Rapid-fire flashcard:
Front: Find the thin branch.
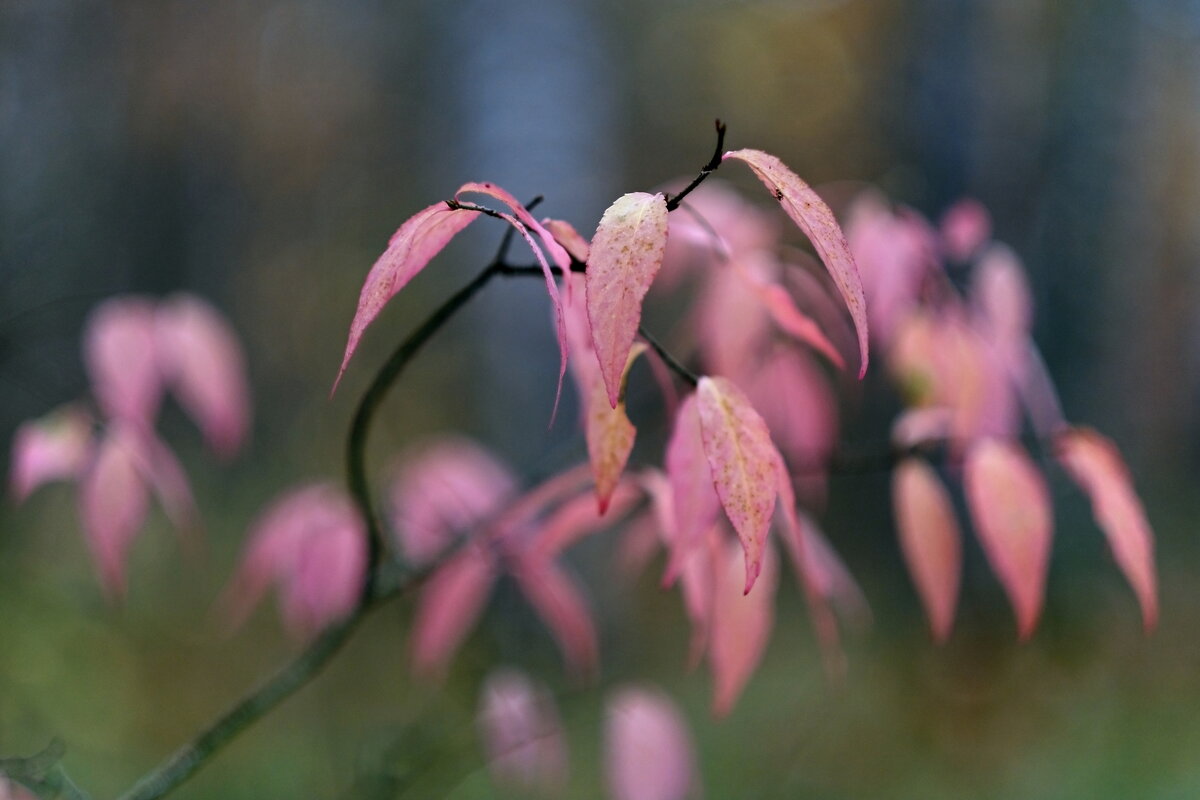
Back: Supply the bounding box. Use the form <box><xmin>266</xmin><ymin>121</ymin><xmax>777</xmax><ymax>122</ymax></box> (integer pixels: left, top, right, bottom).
<box><xmin>346</xmin><ymin>265</ymin><xmax>498</xmax><ymax>583</ymax></box>
<box><xmin>638</xmin><ymin>325</ymin><xmax>699</xmax><ymax>388</ymax></box>
<box><xmin>664</xmin><ymin>119</ymin><xmax>727</xmax><ymax>212</ymax></box>
<box><xmin>114</xmin><ymin>565</ymin><xmax>416</xmax><ymax>800</ymax></box>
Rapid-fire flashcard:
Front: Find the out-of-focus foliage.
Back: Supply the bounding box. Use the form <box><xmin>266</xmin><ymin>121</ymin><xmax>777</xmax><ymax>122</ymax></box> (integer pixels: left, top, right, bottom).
<box><xmin>3</xmin><ymin>1</ymin><xmax>1200</xmax><ymax>798</ymax></box>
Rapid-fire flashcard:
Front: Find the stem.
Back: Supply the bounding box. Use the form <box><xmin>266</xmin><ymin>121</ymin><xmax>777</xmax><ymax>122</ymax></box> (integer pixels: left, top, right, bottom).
<box><xmin>114</xmin><ymin>565</ymin><xmax>415</xmax><ymax>800</ymax></box>
<box><xmin>346</xmin><ymin>266</ymin><xmax>499</xmax><ymax>582</ymax></box>
<box><xmin>638</xmin><ymin>325</ymin><xmax>699</xmax><ymax>387</ymax></box>
<box><xmin>664</xmin><ymin>119</ymin><xmax>727</xmax><ymax>212</ymax></box>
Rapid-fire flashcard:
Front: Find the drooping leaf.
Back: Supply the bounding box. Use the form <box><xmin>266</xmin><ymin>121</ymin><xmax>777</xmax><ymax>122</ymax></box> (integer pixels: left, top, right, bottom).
<box><xmin>964</xmin><ymin>439</ymin><xmax>1053</xmax><ymax>639</ymax></box>
<box><xmin>335</xmin><ymin>201</ymin><xmax>480</xmax><ymax>388</ymax></box>
<box><xmin>750</xmin><ymin>273</ymin><xmax>845</xmax><ymax>369</ymax></box>
<box><xmin>542</xmin><ymin>217</ymin><xmax>591</xmax><ymax>263</ymax></box>
<box><xmin>533</xmin><ymin>479</ymin><xmax>642</xmax><ymax>557</ymax></box>
<box><xmin>893</xmin><ymin>458</ymin><xmax>962</xmax><ymax>643</ymax></box>
<box><xmin>457</xmin><ymin>183</ymin><xmax>573</xmax><ymax>416</ymax></box>
<box><xmin>478</xmin><ymin>669</ymin><xmax>569</xmax><ymax>795</ymax></box>
<box><xmin>709</xmin><ymin>536</ymin><xmax>778</xmax><ymax>717</ymax></box>
<box><xmin>84</xmin><ymin>296</ymin><xmax>162</xmax><ymax>425</ymax></box>
<box><xmin>79</xmin><ymin>424</ymin><xmax>150</xmax><ymax>598</ymax></box>
<box><xmin>586</xmin><ymin>192</ymin><xmax>669</xmax><ymax>408</ymax></box>
<box><xmin>154</xmin><ymin>294</ymin><xmax>252</xmax><ymax>459</ymax></box>
<box><xmin>9</xmin><ymin>405</ymin><xmax>93</xmax><ymax>502</ymax></box>
<box><xmin>664</xmin><ymin>393</ymin><xmax>721</xmax><ymax>584</ymax></box>
<box><xmin>605</xmin><ymin>686</ymin><xmax>700</xmax><ymax>800</ymax></box>
<box><xmin>696</xmin><ymin>376</ymin><xmax>782</xmax><ymax>595</ymax></box>
<box><xmin>585</xmin><ymin>345</ymin><xmax>645</xmax><ymax>512</ymax></box>
<box><xmin>723</xmin><ymin>149</ymin><xmax>869</xmax><ymax>377</ymax></box>
<box><xmin>1055</xmin><ymin>427</ymin><xmax>1157</xmax><ymax>630</ymax></box>
<box><xmin>411</xmin><ymin>543</ymin><xmax>498</xmax><ymax>679</ymax></box>
<box><xmin>511</xmin><ymin>553</ymin><xmax>599</xmax><ymax>678</ymax></box>
<box><xmin>388</xmin><ymin>437</ymin><xmax>516</xmax><ymax>566</ymax></box>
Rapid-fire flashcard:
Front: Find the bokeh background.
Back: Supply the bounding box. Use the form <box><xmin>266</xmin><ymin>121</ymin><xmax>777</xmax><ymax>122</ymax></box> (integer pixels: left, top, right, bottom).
<box><xmin>3</xmin><ymin>0</ymin><xmax>1200</xmax><ymax>797</ymax></box>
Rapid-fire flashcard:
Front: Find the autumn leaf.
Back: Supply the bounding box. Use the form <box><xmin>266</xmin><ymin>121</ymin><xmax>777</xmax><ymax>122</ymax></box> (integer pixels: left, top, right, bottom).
<box><xmin>1056</xmin><ymin>427</ymin><xmax>1157</xmax><ymax>630</ymax></box>
<box><xmin>964</xmin><ymin>439</ymin><xmax>1053</xmax><ymax>639</ymax></box>
<box><xmin>723</xmin><ymin>149</ymin><xmax>869</xmax><ymax>377</ymax></box>
<box><xmin>335</xmin><ymin>200</ymin><xmax>480</xmax><ymax>389</ymax></box>
<box><xmin>586</xmin><ymin>192</ymin><xmax>670</xmax><ymax>408</ymax></box>
<box><xmin>696</xmin><ymin>376</ymin><xmax>782</xmax><ymax>595</ymax></box>
<box><xmin>893</xmin><ymin>458</ymin><xmax>962</xmax><ymax>643</ymax></box>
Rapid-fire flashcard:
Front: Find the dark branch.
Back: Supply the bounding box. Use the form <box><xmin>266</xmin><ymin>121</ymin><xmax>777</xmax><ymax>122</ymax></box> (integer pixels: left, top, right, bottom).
<box><xmin>638</xmin><ymin>325</ymin><xmax>699</xmax><ymax>387</ymax></box>
<box><xmin>664</xmin><ymin>119</ymin><xmax>727</xmax><ymax>212</ymax></box>
<box><xmin>491</xmin><ymin>195</ymin><xmax>544</xmax><ymax>266</ymax></box>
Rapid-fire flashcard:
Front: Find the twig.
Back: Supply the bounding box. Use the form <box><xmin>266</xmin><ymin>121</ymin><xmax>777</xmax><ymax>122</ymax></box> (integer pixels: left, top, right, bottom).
<box><xmin>638</xmin><ymin>325</ymin><xmax>699</xmax><ymax>387</ymax></box>
<box><xmin>664</xmin><ymin>119</ymin><xmax>727</xmax><ymax>212</ymax></box>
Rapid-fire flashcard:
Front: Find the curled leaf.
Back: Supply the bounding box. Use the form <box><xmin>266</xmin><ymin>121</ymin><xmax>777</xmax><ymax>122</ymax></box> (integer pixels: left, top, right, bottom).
<box><xmin>696</xmin><ymin>376</ymin><xmax>782</xmax><ymax>595</ymax></box>
<box><xmin>964</xmin><ymin>440</ymin><xmax>1053</xmax><ymax>639</ymax></box>
<box><xmin>710</xmin><ymin>536</ymin><xmax>778</xmax><ymax>717</ymax></box>
<box><xmin>723</xmin><ymin>149</ymin><xmax>869</xmax><ymax>376</ymax></box>
<box><xmin>335</xmin><ymin>201</ymin><xmax>480</xmax><ymax>388</ymax></box>
<box><xmin>605</xmin><ymin>686</ymin><xmax>700</xmax><ymax>800</ymax></box>
<box><xmin>893</xmin><ymin>458</ymin><xmax>962</xmax><ymax>642</ymax></box>
<box><xmin>1056</xmin><ymin>427</ymin><xmax>1157</xmax><ymax>630</ymax></box>
<box><xmin>586</xmin><ymin>192</ymin><xmax>669</xmax><ymax>408</ymax></box>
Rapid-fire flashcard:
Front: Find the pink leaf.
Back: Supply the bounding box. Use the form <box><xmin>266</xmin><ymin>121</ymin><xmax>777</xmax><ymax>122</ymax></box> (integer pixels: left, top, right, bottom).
<box><xmin>664</xmin><ymin>394</ymin><xmax>721</xmax><ymax>584</ymax></box>
<box><xmin>154</xmin><ymin>294</ymin><xmax>252</xmax><ymax>458</ymax></box>
<box><xmin>457</xmin><ymin>183</ymin><xmax>573</xmax><ymax>417</ymax></box>
<box><xmin>512</xmin><ymin>553</ymin><xmax>598</xmax><ymax>678</ymax></box>
<box><xmin>695</xmin><ymin>376</ymin><xmax>782</xmax><ymax>595</ymax></box>
<box><xmin>742</xmin><ymin>347</ymin><xmax>838</xmax><ymax>501</ymax></box>
<box><xmin>709</xmin><ymin>536</ymin><xmax>778</xmax><ymax>717</ymax></box>
<box><xmin>964</xmin><ymin>440</ymin><xmax>1053</xmax><ymax>639</ymax></box>
<box><xmin>534</xmin><ymin>480</ymin><xmax>641</xmax><ymax>557</ymax></box>
<box><xmin>606</xmin><ymin>686</ymin><xmax>700</xmax><ymax>800</ymax></box>
<box><xmin>1055</xmin><ymin>427</ymin><xmax>1157</xmax><ymax>630</ymax></box>
<box><xmin>9</xmin><ymin>404</ymin><xmax>93</xmax><ymax>502</ymax></box>
<box><xmin>220</xmin><ymin>483</ymin><xmax>365</xmax><ymax>638</ymax></box>
<box><xmin>127</xmin><ymin>428</ymin><xmax>198</xmax><ymax>535</ymax></box>
<box><xmin>893</xmin><ymin>458</ymin><xmax>962</xmax><ymax>643</ymax></box>
<box><xmin>335</xmin><ymin>201</ymin><xmax>480</xmax><ymax>388</ymax></box>
<box><xmin>84</xmin><ymin>296</ymin><xmax>162</xmax><ymax>425</ymax></box>
<box><xmin>723</xmin><ymin>149</ymin><xmax>869</xmax><ymax>377</ymax></box>
<box><xmin>411</xmin><ymin>543</ymin><xmax>498</xmax><ymax>679</ymax></box>
<box><xmin>279</xmin><ymin>502</ymin><xmax>368</xmax><ymax>639</ymax></box>
<box><xmin>586</xmin><ymin>192</ymin><xmax>669</xmax><ymax>408</ymax></box>
<box><xmin>478</xmin><ymin>669</ymin><xmax>569</xmax><ymax>795</ymax></box>
<box><xmin>584</xmin><ymin>344</ymin><xmax>645</xmax><ymax>513</ymax></box>
<box><xmin>79</xmin><ymin>424</ymin><xmax>150</xmax><ymax>598</ymax></box>
<box><xmin>388</xmin><ymin>437</ymin><xmax>516</xmax><ymax>566</ymax></box>
<box><xmin>542</xmin><ymin>217</ymin><xmax>591</xmax><ymax>263</ymax></box>
<box><xmin>752</xmin><ymin>280</ymin><xmax>845</xmax><ymax>369</ymax></box>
